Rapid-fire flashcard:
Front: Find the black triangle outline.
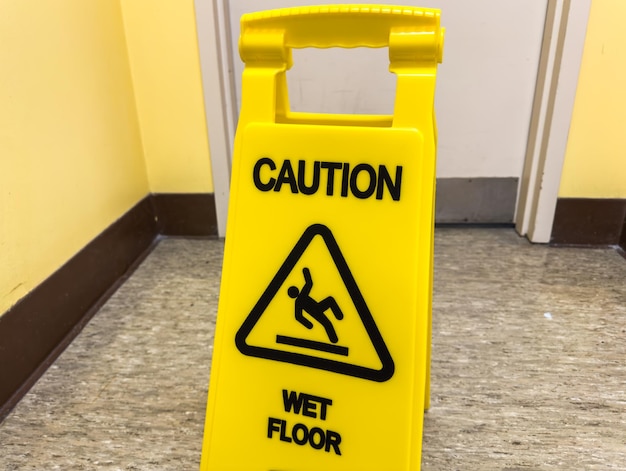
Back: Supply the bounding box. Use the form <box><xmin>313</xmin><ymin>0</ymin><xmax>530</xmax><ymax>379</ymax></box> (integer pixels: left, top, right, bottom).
<box><xmin>235</xmin><ymin>223</ymin><xmax>395</xmax><ymax>382</ymax></box>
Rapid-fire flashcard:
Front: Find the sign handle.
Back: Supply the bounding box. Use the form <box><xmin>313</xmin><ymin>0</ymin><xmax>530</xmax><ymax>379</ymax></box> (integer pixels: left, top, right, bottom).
<box><xmin>238</xmin><ymin>4</ymin><xmax>444</xmax><ymax>130</ymax></box>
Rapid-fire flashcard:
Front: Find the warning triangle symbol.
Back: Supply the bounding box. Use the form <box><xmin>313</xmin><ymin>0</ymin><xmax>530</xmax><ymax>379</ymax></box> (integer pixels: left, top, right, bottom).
<box><xmin>235</xmin><ymin>224</ymin><xmax>395</xmax><ymax>382</ymax></box>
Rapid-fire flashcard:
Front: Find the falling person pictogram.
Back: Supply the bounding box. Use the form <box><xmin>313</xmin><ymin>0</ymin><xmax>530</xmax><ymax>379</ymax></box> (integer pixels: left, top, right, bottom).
<box><xmin>287</xmin><ymin>267</ymin><xmax>344</xmax><ymax>343</ymax></box>
<box><xmin>236</xmin><ymin>223</ymin><xmax>394</xmax><ymax>377</ymax></box>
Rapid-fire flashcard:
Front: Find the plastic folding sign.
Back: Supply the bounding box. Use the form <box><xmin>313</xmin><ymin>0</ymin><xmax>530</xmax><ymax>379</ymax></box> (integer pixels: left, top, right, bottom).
<box><xmin>200</xmin><ymin>5</ymin><xmax>444</xmax><ymax>471</ymax></box>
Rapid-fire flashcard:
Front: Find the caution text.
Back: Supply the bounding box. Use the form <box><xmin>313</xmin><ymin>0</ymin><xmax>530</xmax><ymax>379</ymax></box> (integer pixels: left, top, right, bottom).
<box><xmin>253</xmin><ymin>157</ymin><xmax>402</xmax><ymax>201</ymax></box>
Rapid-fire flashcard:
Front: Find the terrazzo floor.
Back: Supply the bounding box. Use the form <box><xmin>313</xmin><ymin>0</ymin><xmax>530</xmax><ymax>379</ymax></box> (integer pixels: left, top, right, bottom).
<box><xmin>0</xmin><ymin>228</ymin><xmax>625</xmax><ymax>470</ymax></box>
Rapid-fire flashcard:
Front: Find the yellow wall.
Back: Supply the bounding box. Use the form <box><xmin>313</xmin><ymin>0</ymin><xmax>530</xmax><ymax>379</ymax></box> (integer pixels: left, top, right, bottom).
<box><xmin>120</xmin><ymin>0</ymin><xmax>214</xmax><ymax>193</ymax></box>
<box><xmin>0</xmin><ymin>1</ymin><xmax>149</xmax><ymax>314</ymax></box>
<box><xmin>1</xmin><ymin>0</ymin><xmax>215</xmax><ymax>315</ymax></box>
<box><xmin>559</xmin><ymin>0</ymin><xmax>626</xmax><ymax>198</ymax></box>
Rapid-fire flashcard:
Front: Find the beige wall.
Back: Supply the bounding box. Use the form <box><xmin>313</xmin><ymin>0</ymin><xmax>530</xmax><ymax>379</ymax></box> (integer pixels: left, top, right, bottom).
<box><xmin>120</xmin><ymin>0</ymin><xmax>213</xmax><ymax>193</ymax></box>
<box><xmin>559</xmin><ymin>0</ymin><xmax>626</xmax><ymax>198</ymax></box>
<box><xmin>0</xmin><ymin>0</ymin><xmax>149</xmax><ymax>314</ymax></box>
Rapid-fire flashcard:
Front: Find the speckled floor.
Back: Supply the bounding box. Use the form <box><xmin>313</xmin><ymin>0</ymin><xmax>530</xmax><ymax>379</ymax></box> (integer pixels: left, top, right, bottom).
<box><xmin>0</xmin><ymin>229</ymin><xmax>624</xmax><ymax>470</ymax></box>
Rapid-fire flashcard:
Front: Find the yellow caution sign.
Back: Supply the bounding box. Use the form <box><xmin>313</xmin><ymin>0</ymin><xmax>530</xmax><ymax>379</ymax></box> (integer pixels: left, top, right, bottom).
<box><xmin>200</xmin><ymin>5</ymin><xmax>443</xmax><ymax>471</ymax></box>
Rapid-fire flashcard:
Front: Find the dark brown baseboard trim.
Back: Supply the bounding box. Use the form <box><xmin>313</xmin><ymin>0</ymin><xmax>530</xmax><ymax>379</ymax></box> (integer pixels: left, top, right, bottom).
<box><xmin>620</xmin><ymin>215</ymin><xmax>626</xmax><ymax>253</ymax></box>
<box><xmin>0</xmin><ymin>196</ymin><xmax>157</xmax><ymax>419</ymax></box>
<box><xmin>551</xmin><ymin>198</ymin><xmax>626</xmax><ymax>247</ymax></box>
<box><xmin>0</xmin><ymin>193</ymin><xmax>217</xmax><ymax>420</ymax></box>
<box><xmin>152</xmin><ymin>193</ymin><xmax>217</xmax><ymax>236</ymax></box>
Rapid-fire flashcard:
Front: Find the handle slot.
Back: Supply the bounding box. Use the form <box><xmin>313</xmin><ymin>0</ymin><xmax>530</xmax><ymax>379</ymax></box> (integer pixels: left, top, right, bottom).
<box><xmin>284</xmin><ymin>47</ymin><xmax>395</xmax><ymax>121</ymax></box>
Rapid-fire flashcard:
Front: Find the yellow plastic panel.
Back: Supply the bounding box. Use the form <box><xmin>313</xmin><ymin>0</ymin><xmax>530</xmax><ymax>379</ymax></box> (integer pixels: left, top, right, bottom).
<box><xmin>201</xmin><ymin>5</ymin><xmax>443</xmax><ymax>471</ymax></box>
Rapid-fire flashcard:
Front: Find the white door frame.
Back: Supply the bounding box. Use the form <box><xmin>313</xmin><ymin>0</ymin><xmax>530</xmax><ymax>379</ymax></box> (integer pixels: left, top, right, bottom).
<box><xmin>516</xmin><ymin>0</ymin><xmax>591</xmax><ymax>243</ymax></box>
<box><xmin>194</xmin><ymin>0</ymin><xmax>236</xmax><ymax>237</ymax></box>
<box><xmin>196</xmin><ymin>0</ymin><xmax>591</xmax><ymax>241</ymax></box>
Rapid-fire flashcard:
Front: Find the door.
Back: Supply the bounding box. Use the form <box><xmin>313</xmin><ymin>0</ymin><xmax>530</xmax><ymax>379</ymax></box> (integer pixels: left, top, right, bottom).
<box><xmin>224</xmin><ymin>0</ymin><xmax>548</xmax><ymax>224</ymax></box>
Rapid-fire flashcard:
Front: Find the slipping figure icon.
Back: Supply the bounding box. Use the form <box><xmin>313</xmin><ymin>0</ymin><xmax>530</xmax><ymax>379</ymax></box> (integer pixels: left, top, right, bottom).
<box><xmin>288</xmin><ymin>267</ymin><xmax>344</xmax><ymax>343</ymax></box>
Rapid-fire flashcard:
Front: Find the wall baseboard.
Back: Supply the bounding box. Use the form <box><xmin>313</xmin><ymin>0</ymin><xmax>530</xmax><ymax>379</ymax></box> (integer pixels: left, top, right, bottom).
<box><xmin>0</xmin><ymin>193</ymin><xmax>217</xmax><ymax>420</ymax></box>
<box><xmin>152</xmin><ymin>193</ymin><xmax>217</xmax><ymax>236</ymax></box>
<box><xmin>435</xmin><ymin>177</ymin><xmax>518</xmax><ymax>224</ymax></box>
<box><xmin>551</xmin><ymin>198</ymin><xmax>626</xmax><ymax>247</ymax></box>
<box><xmin>620</xmin><ymin>216</ymin><xmax>626</xmax><ymax>253</ymax></box>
